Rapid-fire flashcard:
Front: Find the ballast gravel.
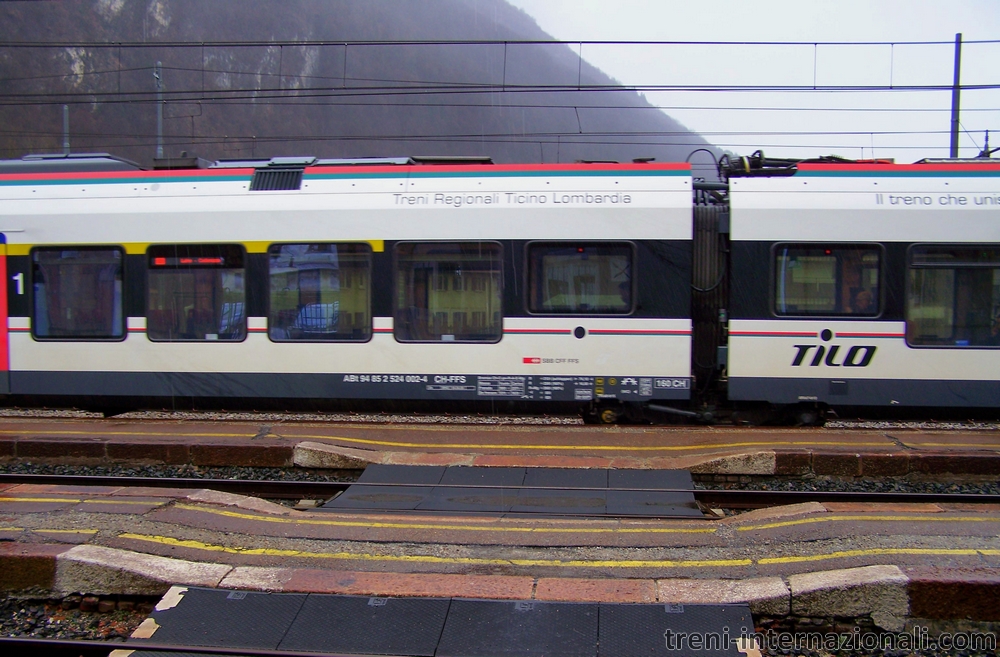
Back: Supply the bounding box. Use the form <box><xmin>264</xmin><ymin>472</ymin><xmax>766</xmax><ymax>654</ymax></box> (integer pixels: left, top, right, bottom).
<box><xmin>0</xmin><ymin>462</ymin><xmax>356</xmax><ymax>482</ymax></box>
<box><xmin>699</xmin><ymin>475</ymin><xmax>1000</xmax><ymax>496</ymax></box>
<box><xmin>0</xmin><ymin>595</ymin><xmax>148</xmax><ymax>641</ymax></box>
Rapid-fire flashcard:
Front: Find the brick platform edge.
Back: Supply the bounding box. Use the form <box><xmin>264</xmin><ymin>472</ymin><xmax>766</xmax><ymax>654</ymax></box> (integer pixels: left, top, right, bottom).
<box><xmin>2</xmin><ymin>432</ymin><xmax>1000</xmax><ymax>475</ymax></box>
<box><xmin>2</xmin><ymin>543</ymin><xmax>998</xmax><ymax>627</ymax></box>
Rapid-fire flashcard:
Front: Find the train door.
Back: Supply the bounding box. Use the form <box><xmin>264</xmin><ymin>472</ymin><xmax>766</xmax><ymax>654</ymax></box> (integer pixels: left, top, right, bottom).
<box><xmin>0</xmin><ymin>237</ymin><xmax>9</xmax><ymax>394</ymax></box>
<box><xmin>691</xmin><ymin>187</ymin><xmax>729</xmax><ymax>401</ymax></box>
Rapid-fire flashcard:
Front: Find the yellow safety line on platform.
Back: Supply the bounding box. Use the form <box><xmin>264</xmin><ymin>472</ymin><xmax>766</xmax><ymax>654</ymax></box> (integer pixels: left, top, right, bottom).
<box><xmin>0</xmin><ymin>429</ymin><xmax>256</xmax><ymax>439</ymax></box>
<box><xmin>79</xmin><ymin>499</ymin><xmax>167</xmax><ymax>505</ymax></box>
<box><xmin>117</xmin><ymin>533</ymin><xmax>749</xmax><ymax>568</ymax></box>
<box><xmin>0</xmin><ymin>496</ymin><xmax>164</xmax><ymax>505</ymax></box>
<box><xmin>905</xmin><ymin>442</ymin><xmax>1000</xmax><ymax>449</ymax></box>
<box><xmin>287</xmin><ymin>434</ymin><xmax>893</xmax><ymax>452</ymax></box>
<box><xmin>759</xmin><ymin>547</ymin><xmax>990</xmax><ymax>564</ymax></box>
<box><xmin>172</xmin><ymin>503</ymin><xmax>716</xmax><ymax>534</ymax></box>
<box><xmin>738</xmin><ymin>514</ymin><xmax>1000</xmax><ymax>531</ymax></box>
<box><xmin>0</xmin><ymin>526</ymin><xmax>97</xmax><ymax>534</ymax></box>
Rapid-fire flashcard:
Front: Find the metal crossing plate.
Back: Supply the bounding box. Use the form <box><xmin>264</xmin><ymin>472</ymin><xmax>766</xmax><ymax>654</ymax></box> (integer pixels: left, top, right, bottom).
<box><xmin>322</xmin><ymin>465</ymin><xmax>703</xmax><ymax>519</ymax></box>
<box><xmin>278</xmin><ymin>594</ymin><xmax>450</xmax><ymax>655</ymax></box>
<box><xmin>130</xmin><ymin>587</ymin><xmax>306</xmax><ymax>649</ymax></box>
<box><xmin>437</xmin><ymin>599</ymin><xmax>598</xmax><ymax>657</ymax></box>
<box><xmin>606</xmin><ymin>470</ymin><xmax>702</xmax><ymax>518</ymax></box>
<box><xmin>510</xmin><ymin>467</ymin><xmax>609</xmax><ymax>515</ymax></box>
<box><xmin>125</xmin><ymin>587</ymin><xmax>753</xmax><ymax>657</ymax></box>
<box><xmin>331</xmin><ymin>464</ymin><xmax>447</xmax><ymax>510</ymax></box>
<box><xmin>600</xmin><ymin>602</ymin><xmax>755</xmax><ymax>657</ymax></box>
<box><xmin>419</xmin><ymin>466</ymin><xmax>527</xmax><ymax>513</ymax></box>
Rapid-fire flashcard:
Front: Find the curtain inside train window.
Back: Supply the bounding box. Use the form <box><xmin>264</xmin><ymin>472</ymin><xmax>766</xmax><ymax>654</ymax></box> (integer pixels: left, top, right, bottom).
<box><xmin>32</xmin><ymin>247</ymin><xmax>124</xmax><ymax>339</ymax></box>
<box><xmin>907</xmin><ymin>246</ymin><xmax>1000</xmax><ymax>347</ymax></box>
<box><xmin>146</xmin><ymin>244</ymin><xmax>246</xmax><ymax>341</ymax></box>
<box><xmin>394</xmin><ymin>242</ymin><xmax>502</xmax><ymax>342</ymax></box>
<box><xmin>268</xmin><ymin>243</ymin><xmax>372</xmax><ymax>342</ymax></box>
<box><xmin>527</xmin><ymin>242</ymin><xmax>634</xmax><ymax>314</ymax></box>
<box><xmin>774</xmin><ymin>245</ymin><xmax>881</xmax><ymax>316</ymax></box>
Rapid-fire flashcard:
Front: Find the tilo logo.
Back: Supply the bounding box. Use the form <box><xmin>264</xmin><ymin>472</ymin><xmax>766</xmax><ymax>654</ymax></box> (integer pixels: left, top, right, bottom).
<box><xmin>791</xmin><ymin>329</ymin><xmax>876</xmax><ymax>367</ymax></box>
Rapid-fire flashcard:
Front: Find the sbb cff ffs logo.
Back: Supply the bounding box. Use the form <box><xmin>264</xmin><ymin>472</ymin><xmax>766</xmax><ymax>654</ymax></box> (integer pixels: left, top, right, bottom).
<box><xmin>791</xmin><ymin>329</ymin><xmax>876</xmax><ymax>367</ymax></box>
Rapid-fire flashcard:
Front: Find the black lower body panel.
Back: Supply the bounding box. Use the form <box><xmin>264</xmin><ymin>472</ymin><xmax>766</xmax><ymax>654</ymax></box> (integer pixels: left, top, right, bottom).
<box><xmin>729</xmin><ymin>376</ymin><xmax>1000</xmax><ymax>407</ymax></box>
<box><xmin>10</xmin><ymin>371</ymin><xmax>691</xmax><ymax>401</ymax></box>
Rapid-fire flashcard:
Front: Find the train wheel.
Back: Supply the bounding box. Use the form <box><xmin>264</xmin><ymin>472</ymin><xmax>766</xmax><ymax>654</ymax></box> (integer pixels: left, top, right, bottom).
<box><xmin>790</xmin><ymin>403</ymin><xmax>825</xmax><ymax>427</ymax></box>
<box><xmin>598</xmin><ymin>405</ymin><xmax>622</xmax><ymax>424</ymax></box>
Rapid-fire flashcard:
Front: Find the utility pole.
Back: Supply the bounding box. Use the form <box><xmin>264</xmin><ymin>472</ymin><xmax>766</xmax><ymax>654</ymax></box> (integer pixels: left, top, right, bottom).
<box><xmin>949</xmin><ymin>33</ymin><xmax>962</xmax><ymax>158</ymax></box>
<box><xmin>62</xmin><ymin>105</ymin><xmax>70</xmax><ymax>155</ymax></box>
<box><xmin>154</xmin><ymin>61</ymin><xmax>163</xmax><ymax>159</ymax></box>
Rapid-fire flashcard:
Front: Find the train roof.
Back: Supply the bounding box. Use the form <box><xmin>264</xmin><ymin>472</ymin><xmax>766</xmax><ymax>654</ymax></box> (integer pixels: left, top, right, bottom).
<box><xmin>0</xmin><ymin>153</ymin><xmax>497</xmax><ymax>173</ymax></box>
<box><xmin>720</xmin><ymin>149</ymin><xmax>1000</xmax><ymax>179</ymax></box>
<box><xmin>0</xmin><ymin>152</ymin><xmax>143</xmax><ymax>173</ymax></box>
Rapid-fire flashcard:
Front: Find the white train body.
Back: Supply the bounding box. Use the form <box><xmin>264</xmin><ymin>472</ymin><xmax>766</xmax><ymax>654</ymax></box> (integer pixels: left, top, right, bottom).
<box><xmin>0</xmin><ymin>159</ymin><xmax>694</xmax><ymax>404</ymax></box>
<box><xmin>2</xmin><ymin>154</ymin><xmax>998</xmax><ymax>414</ymax></box>
<box><xmin>727</xmin><ymin>162</ymin><xmax>1000</xmax><ymax>407</ymax></box>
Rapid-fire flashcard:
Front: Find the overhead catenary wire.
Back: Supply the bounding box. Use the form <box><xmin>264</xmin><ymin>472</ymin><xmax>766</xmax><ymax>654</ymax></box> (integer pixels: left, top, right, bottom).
<box><xmin>2</xmin><ymin>37</ymin><xmax>1000</xmax><ymax>47</ymax></box>
<box><xmin>2</xmin><ymin>38</ymin><xmax>995</xmax><ymax>160</ymax></box>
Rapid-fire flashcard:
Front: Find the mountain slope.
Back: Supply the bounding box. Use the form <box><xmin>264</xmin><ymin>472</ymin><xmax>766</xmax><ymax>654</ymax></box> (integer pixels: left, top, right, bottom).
<box><xmin>0</xmin><ymin>0</ymin><xmax>714</xmax><ymax>166</ymax></box>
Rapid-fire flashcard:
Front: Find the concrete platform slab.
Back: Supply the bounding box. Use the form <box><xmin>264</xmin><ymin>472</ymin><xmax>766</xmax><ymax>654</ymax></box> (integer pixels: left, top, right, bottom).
<box><xmin>788</xmin><ymin>565</ymin><xmax>909</xmax><ymax>630</ymax></box>
<box><xmin>656</xmin><ymin>577</ymin><xmax>790</xmax><ymax>616</ymax></box>
<box><xmin>54</xmin><ymin>544</ymin><xmax>232</xmax><ymax>595</ymax></box>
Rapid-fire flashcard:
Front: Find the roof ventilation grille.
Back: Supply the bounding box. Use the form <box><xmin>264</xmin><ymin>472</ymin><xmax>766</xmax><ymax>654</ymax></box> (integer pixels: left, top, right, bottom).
<box><xmin>250</xmin><ymin>168</ymin><xmax>304</xmax><ymax>191</ymax></box>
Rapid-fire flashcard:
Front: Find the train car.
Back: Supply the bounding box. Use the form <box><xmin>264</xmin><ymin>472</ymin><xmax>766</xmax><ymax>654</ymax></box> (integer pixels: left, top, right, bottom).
<box><xmin>0</xmin><ymin>154</ymin><xmax>694</xmax><ymax>419</ymax></box>
<box><xmin>725</xmin><ymin>158</ymin><xmax>1000</xmax><ymax>419</ymax></box>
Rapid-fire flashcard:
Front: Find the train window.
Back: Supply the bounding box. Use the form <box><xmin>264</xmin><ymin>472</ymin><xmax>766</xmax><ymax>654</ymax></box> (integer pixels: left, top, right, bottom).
<box><xmin>146</xmin><ymin>245</ymin><xmax>246</xmax><ymax>341</ymax></box>
<box><xmin>907</xmin><ymin>246</ymin><xmax>1000</xmax><ymax>347</ymax></box>
<box><xmin>394</xmin><ymin>242</ymin><xmax>502</xmax><ymax>343</ymax></box>
<box><xmin>774</xmin><ymin>245</ymin><xmax>880</xmax><ymax>316</ymax></box>
<box><xmin>268</xmin><ymin>243</ymin><xmax>372</xmax><ymax>342</ymax></box>
<box><xmin>31</xmin><ymin>247</ymin><xmax>124</xmax><ymax>340</ymax></box>
<box><xmin>526</xmin><ymin>242</ymin><xmax>634</xmax><ymax>314</ymax></box>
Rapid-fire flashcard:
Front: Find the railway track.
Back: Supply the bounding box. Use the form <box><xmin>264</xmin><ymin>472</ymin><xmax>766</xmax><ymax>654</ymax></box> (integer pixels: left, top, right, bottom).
<box><xmin>0</xmin><ymin>636</ymin><xmax>350</xmax><ymax>657</ymax></box>
<box><xmin>4</xmin><ymin>472</ymin><xmax>999</xmax><ymax>510</ymax></box>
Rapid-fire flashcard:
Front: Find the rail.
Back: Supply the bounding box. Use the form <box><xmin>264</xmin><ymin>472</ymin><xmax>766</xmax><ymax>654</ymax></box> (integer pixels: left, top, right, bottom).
<box><xmin>2</xmin><ymin>473</ymin><xmax>997</xmax><ymax>509</ymax></box>
<box><xmin>0</xmin><ymin>636</ymin><xmax>368</xmax><ymax>657</ymax></box>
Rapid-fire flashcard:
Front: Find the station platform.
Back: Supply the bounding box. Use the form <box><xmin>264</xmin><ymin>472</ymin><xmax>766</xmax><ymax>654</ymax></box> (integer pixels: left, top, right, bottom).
<box><xmin>2</xmin><ymin>480</ymin><xmax>999</xmax><ymax>627</ymax></box>
<box><xmin>1</xmin><ymin>416</ymin><xmax>999</xmax><ymax>476</ymax></box>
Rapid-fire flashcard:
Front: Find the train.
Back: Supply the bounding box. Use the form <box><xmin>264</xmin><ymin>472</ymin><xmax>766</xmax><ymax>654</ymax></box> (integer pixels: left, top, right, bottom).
<box><xmin>0</xmin><ymin>150</ymin><xmax>997</xmax><ymax>423</ymax></box>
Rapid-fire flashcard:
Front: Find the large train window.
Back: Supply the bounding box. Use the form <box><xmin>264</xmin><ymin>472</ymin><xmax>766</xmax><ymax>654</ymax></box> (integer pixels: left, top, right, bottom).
<box><xmin>526</xmin><ymin>242</ymin><xmax>634</xmax><ymax>314</ymax></box>
<box><xmin>394</xmin><ymin>242</ymin><xmax>502</xmax><ymax>343</ymax></box>
<box><xmin>774</xmin><ymin>245</ymin><xmax>881</xmax><ymax>316</ymax></box>
<box><xmin>906</xmin><ymin>245</ymin><xmax>1000</xmax><ymax>347</ymax></box>
<box><xmin>268</xmin><ymin>243</ymin><xmax>372</xmax><ymax>342</ymax></box>
<box><xmin>31</xmin><ymin>247</ymin><xmax>124</xmax><ymax>340</ymax></box>
<box><xmin>146</xmin><ymin>245</ymin><xmax>246</xmax><ymax>341</ymax></box>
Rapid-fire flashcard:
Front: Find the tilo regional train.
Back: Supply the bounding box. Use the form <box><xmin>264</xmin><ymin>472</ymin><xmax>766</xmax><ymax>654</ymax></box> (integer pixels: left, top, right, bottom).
<box><xmin>0</xmin><ymin>150</ymin><xmax>997</xmax><ymax>422</ymax></box>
